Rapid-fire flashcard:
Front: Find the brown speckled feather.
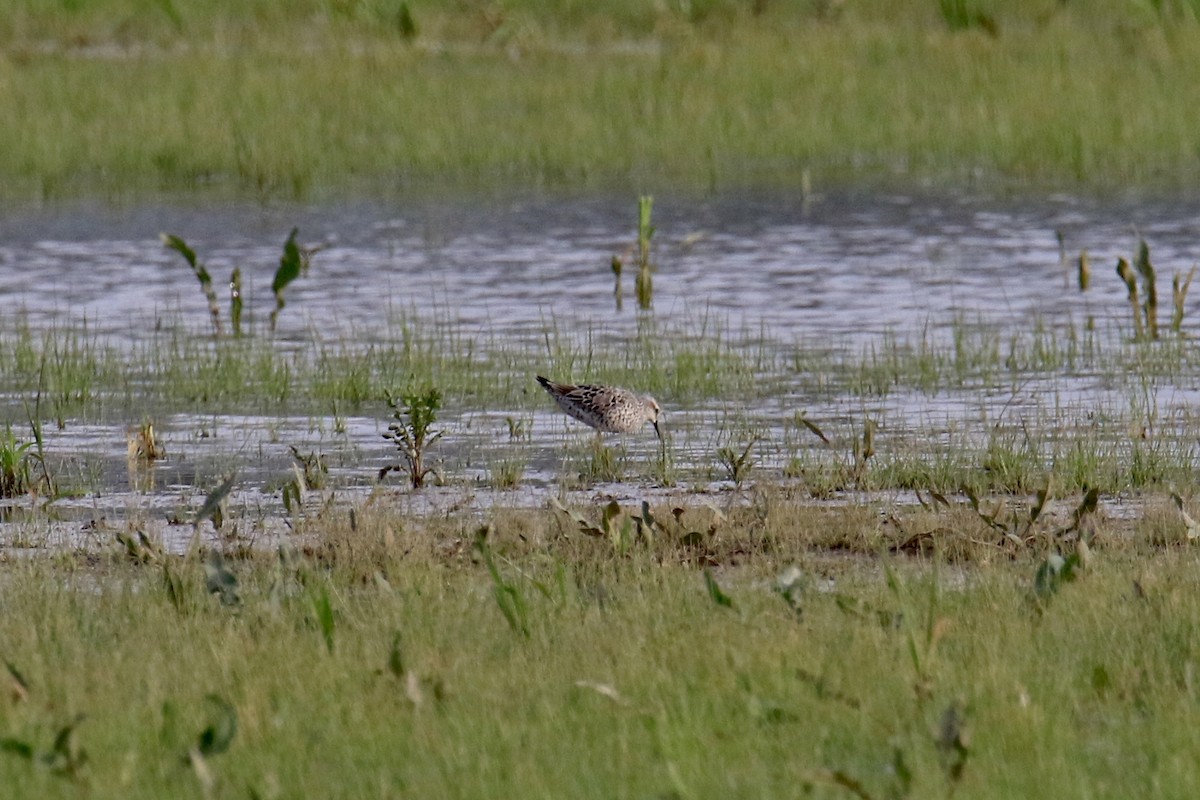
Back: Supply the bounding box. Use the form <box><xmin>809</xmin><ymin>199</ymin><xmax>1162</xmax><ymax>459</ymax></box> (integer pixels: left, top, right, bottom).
<box><xmin>536</xmin><ymin>376</ymin><xmax>662</xmax><ymax>436</ymax></box>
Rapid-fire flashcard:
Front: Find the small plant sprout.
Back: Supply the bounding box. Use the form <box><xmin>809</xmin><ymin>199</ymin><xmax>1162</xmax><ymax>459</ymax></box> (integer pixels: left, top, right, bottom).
<box><xmin>489</xmin><ymin>457</ymin><xmax>525</xmax><ymax>490</ymax></box>
<box><xmin>1117</xmin><ymin>257</ymin><xmax>1144</xmax><ymax>340</ymax></box>
<box><xmin>1172</xmin><ymin>266</ymin><xmax>1196</xmax><ymax>334</ymax></box>
<box><xmin>163</xmin><ymin>229</ymin><xmax>319</xmax><ymax>336</ymax></box>
<box><xmin>717</xmin><ymin>435</ymin><xmax>758</xmax><ymax>487</ymax></box>
<box><xmin>611</xmin><ymin>254</ymin><xmax>624</xmax><ymax>311</ymax></box>
<box><xmin>1117</xmin><ymin>238</ymin><xmax>1160</xmax><ymax>341</ymax></box>
<box><xmin>162</xmin><ymin>233</ymin><xmax>221</xmax><ymax>335</ymax></box>
<box><xmin>635</xmin><ymin>195</ymin><xmax>654</xmax><ymax>310</ymax></box>
<box><xmin>0</xmin><ymin>424</ymin><xmax>34</xmax><ymax>497</ymax></box>
<box><xmin>380</xmin><ymin>388</ymin><xmax>445</xmax><ymax>489</ymax></box>
<box><xmin>1077</xmin><ymin>250</ymin><xmax>1091</xmax><ymax>291</ymax></box>
<box><xmin>229</xmin><ymin>267</ymin><xmax>243</xmax><ymax>337</ymax></box>
<box><xmin>1135</xmin><ymin>238</ymin><xmax>1159</xmax><ymax>340</ymax></box>
<box><xmin>270</xmin><ymin>228</ymin><xmax>315</xmax><ymax>333</ymax></box>
<box><xmin>853</xmin><ymin>418</ymin><xmax>877</xmax><ymax>482</ymax></box>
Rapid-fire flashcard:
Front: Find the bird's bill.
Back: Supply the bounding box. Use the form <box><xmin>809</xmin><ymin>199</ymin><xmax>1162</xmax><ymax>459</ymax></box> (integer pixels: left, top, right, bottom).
<box><xmin>652</xmin><ymin>420</ymin><xmax>662</xmax><ymax>439</ymax></box>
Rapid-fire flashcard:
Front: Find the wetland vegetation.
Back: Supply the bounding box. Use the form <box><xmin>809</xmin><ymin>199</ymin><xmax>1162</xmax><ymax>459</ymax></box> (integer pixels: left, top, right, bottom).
<box><xmin>6</xmin><ymin>0</ymin><xmax>1200</xmax><ymax>198</ymax></box>
<box><xmin>5</xmin><ymin>1</ymin><xmax>1200</xmax><ymax>796</ymax></box>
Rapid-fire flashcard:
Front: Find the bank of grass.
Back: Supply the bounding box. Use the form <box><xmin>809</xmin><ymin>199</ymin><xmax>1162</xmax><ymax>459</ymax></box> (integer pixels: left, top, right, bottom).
<box><xmin>2</xmin><ymin>499</ymin><xmax>1200</xmax><ymax>797</ymax></box>
<box><xmin>5</xmin><ymin>1</ymin><xmax>1200</xmax><ymax>198</ymax></box>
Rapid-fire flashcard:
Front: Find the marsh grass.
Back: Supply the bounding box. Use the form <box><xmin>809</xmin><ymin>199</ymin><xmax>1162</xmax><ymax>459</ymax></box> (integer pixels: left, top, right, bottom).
<box><xmin>0</xmin><ymin>424</ymin><xmax>34</xmax><ymax>497</ymax></box>
<box><xmin>488</xmin><ymin>455</ymin><xmax>526</xmax><ymax>490</ymax></box>
<box><xmin>9</xmin><ymin>2</ymin><xmax>1200</xmax><ymax>198</ymax></box>
<box><xmin>3</xmin><ymin>497</ymin><xmax>1200</xmax><ymax>796</ymax></box>
<box><xmin>0</xmin><ymin>306</ymin><xmax>1197</xmax><ymax>495</ymax></box>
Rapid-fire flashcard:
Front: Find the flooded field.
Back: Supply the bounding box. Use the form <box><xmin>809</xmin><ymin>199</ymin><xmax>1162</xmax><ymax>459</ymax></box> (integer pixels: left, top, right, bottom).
<box><xmin>2</xmin><ymin>188</ymin><xmax>1200</xmax><ymax>550</ymax></box>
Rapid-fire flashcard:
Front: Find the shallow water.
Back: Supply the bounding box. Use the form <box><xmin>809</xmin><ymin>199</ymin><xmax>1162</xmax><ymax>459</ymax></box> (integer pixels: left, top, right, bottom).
<box><xmin>3</xmin><ymin>188</ymin><xmax>1200</xmax><ymax>549</ymax></box>
<box><xmin>6</xmin><ymin>188</ymin><xmax>1200</xmax><ymax>344</ymax></box>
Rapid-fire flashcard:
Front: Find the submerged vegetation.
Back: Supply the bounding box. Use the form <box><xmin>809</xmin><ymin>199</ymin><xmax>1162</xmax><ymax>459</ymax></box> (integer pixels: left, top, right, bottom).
<box><xmin>6</xmin><ymin>1</ymin><xmax>1200</xmax><ymax>198</ymax></box>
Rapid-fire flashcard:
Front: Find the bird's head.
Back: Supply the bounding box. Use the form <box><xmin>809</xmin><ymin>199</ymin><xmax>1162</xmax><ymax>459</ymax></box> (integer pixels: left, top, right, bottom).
<box><xmin>645</xmin><ymin>396</ymin><xmax>663</xmax><ymax>438</ymax></box>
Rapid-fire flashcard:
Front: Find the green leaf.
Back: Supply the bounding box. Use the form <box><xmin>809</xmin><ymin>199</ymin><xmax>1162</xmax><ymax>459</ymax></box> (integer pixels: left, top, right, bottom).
<box><xmin>703</xmin><ymin>569</ymin><xmax>733</xmax><ymax>609</ymax></box>
<box><xmin>270</xmin><ymin>228</ymin><xmax>304</xmax><ymax>332</ymax></box>
<box><xmin>272</xmin><ymin>228</ymin><xmax>303</xmax><ymax>295</ymax></box>
<box><xmin>797</xmin><ymin>414</ymin><xmax>829</xmax><ymax>444</ymax></box>
<box><xmin>313</xmin><ymin>586</ymin><xmax>335</xmax><ymax>654</ymax></box>
<box><xmin>160</xmin><ymin>233</ymin><xmax>197</xmax><ymax>270</ymax></box>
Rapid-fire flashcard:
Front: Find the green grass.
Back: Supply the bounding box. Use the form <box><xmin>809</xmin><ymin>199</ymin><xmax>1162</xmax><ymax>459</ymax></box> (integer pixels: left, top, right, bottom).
<box><xmin>4</xmin><ymin>303</ymin><xmax>1200</xmax><ymax>495</ymax></box>
<box><xmin>6</xmin><ymin>1</ymin><xmax>1200</xmax><ymax>198</ymax></box>
<box><xmin>3</xmin><ymin>501</ymin><xmax>1200</xmax><ymax>797</ymax></box>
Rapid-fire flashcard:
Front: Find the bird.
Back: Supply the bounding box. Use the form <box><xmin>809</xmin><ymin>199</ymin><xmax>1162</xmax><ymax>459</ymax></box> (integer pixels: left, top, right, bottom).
<box><xmin>536</xmin><ymin>375</ymin><xmax>662</xmax><ymax>439</ymax></box>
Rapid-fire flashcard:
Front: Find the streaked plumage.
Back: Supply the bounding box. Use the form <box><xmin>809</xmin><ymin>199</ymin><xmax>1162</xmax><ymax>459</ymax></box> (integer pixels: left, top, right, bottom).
<box><xmin>536</xmin><ymin>375</ymin><xmax>662</xmax><ymax>438</ymax></box>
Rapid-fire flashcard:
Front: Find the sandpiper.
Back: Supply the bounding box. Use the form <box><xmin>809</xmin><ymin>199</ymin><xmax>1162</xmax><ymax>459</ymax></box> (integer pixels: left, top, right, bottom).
<box><xmin>536</xmin><ymin>376</ymin><xmax>662</xmax><ymax>439</ymax></box>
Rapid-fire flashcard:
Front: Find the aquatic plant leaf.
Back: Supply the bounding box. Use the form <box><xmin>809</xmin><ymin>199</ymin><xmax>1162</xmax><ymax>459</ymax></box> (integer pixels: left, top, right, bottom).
<box><xmin>161</xmin><ymin>233</ymin><xmax>199</xmax><ymax>272</ymax></box>
<box><xmin>703</xmin><ymin>569</ymin><xmax>734</xmax><ymax>609</ymax></box>
<box><xmin>797</xmin><ymin>414</ymin><xmax>829</xmax><ymax>444</ymax></box>
<box><xmin>1172</xmin><ymin>266</ymin><xmax>1196</xmax><ymax>333</ymax></box>
<box><xmin>229</xmin><ymin>267</ymin><xmax>243</xmax><ymax>337</ymax></box>
<box><xmin>162</xmin><ymin>233</ymin><xmax>221</xmax><ymax>333</ymax></box>
<box><xmin>270</xmin><ymin>228</ymin><xmax>304</xmax><ymax>331</ymax></box>
<box><xmin>272</xmin><ymin>228</ymin><xmax>303</xmax><ymax>295</ymax></box>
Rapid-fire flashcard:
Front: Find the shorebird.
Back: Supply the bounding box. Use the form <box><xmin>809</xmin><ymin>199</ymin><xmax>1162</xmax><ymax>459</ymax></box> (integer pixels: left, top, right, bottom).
<box><xmin>536</xmin><ymin>375</ymin><xmax>662</xmax><ymax>439</ymax></box>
